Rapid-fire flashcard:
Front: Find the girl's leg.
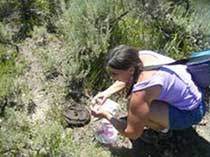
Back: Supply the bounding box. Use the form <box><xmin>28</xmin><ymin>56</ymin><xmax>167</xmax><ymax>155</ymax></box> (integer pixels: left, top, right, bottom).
<box><xmin>147</xmin><ymin>99</ymin><xmax>206</xmax><ymax>131</ymax></box>
<box><xmin>146</xmin><ymin>100</ymin><xmax>169</xmax><ymax>131</ymax></box>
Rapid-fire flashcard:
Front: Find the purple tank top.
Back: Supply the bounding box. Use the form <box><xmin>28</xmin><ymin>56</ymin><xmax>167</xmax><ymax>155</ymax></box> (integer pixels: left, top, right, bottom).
<box><xmin>132</xmin><ymin>65</ymin><xmax>202</xmax><ymax>110</ymax></box>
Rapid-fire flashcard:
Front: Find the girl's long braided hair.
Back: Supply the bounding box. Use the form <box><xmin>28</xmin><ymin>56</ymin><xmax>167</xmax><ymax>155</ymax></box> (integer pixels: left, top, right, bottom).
<box><xmin>106</xmin><ymin>45</ymin><xmax>143</xmax><ymax>97</ymax></box>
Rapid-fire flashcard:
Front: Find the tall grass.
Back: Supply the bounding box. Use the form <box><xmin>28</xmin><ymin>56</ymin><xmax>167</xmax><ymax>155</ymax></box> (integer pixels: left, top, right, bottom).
<box><xmin>57</xmin><ymin>0</ymin><xmax>129</xmax><ymax>90</ymax></box>
<box><xmin>57</xmin><ymin>0</ymin><xmax>210</xmax><ymax>91</ymax></box>
<box><xmin>0</xmin><ymin>46</ymin><xmax>25</xmax><ymax>102</ymax></box>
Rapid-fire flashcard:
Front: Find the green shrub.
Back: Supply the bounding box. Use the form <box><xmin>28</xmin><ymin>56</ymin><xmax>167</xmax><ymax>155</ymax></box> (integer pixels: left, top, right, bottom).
<box><xmin>55</xmin><ymin>0</ymin><xmax>210</xmax><ymax>91</ymax></box>
<box><xmin>0</xmin><ymin>46</ymin><xmax>24</xmax><ymax>100</ymax></box>
<box><xmin>57</xmin><ymin>0</ymin><xmax>128</xmax><ymax>90</ymax></box>
<box><xmin>0</xmin><ymin>0</ymin><xmax>68</xmax><ymax>41</ymax></box>
<box><xmin>0</xmin><ymin>108</ymin><xmax>78</xmax><ymax>156</ymax></box>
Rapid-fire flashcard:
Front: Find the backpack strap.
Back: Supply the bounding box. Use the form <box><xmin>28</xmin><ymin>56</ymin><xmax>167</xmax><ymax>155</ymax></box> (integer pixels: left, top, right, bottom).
<box><xmin>143</xmin><ymin>51</ymin><xmax>210</xmax><ymax>71</ymax></box>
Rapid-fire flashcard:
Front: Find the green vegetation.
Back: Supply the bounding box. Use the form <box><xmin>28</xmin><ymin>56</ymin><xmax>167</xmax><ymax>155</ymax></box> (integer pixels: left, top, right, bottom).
<box><xmin>0</xmin><ymin>0</ymin><xmax>209</xmax><ymax>156</ymax></box>
<box><xmin>0</xmin><ymin>45</ymin><xmax>25</xmax><ymax>109</ymax></box>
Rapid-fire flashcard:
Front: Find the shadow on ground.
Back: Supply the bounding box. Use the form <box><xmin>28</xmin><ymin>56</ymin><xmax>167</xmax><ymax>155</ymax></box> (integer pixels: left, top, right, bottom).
<box><xmin>109</xmin><ymin>127</ymin><xmax>210</xmax><ymax>157</ymax></box>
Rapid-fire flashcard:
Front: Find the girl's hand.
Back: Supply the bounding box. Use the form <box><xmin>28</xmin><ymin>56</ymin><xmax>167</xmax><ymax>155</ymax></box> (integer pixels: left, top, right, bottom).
<box><xmin>91</xmin><ymin>92</ymin><xmax>110</xmax><ymax>105</ymax></box>
<box><xmin>90</xmin><ymin>105</ymin><xmax>110</xmax><ymax>120</ymax></box>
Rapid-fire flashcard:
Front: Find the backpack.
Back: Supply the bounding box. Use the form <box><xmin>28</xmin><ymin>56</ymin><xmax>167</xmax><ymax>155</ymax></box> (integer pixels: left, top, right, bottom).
<box><xmin>143</xmin><ymin>50</ymin><xmax>210</xmax><ymax>88</ymax></box>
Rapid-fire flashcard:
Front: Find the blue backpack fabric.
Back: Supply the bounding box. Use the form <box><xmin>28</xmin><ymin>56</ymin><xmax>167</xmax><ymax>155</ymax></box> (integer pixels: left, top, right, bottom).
<box><xmin>187</xmin><ymin>50</ymin><xmax>210</xmax><ymax>88</ymax></box>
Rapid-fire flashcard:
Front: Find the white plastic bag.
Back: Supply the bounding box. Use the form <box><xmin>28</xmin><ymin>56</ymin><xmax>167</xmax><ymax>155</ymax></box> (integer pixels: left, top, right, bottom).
<box><xmin>95</xmin><ymin>119</ymin><xmax>119</xmax><ymax>144</ymax></box>
<box><xmin>94</xmin><ymin>99</ymin><xmax>120</xmax><ymax>145</ymax></box>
